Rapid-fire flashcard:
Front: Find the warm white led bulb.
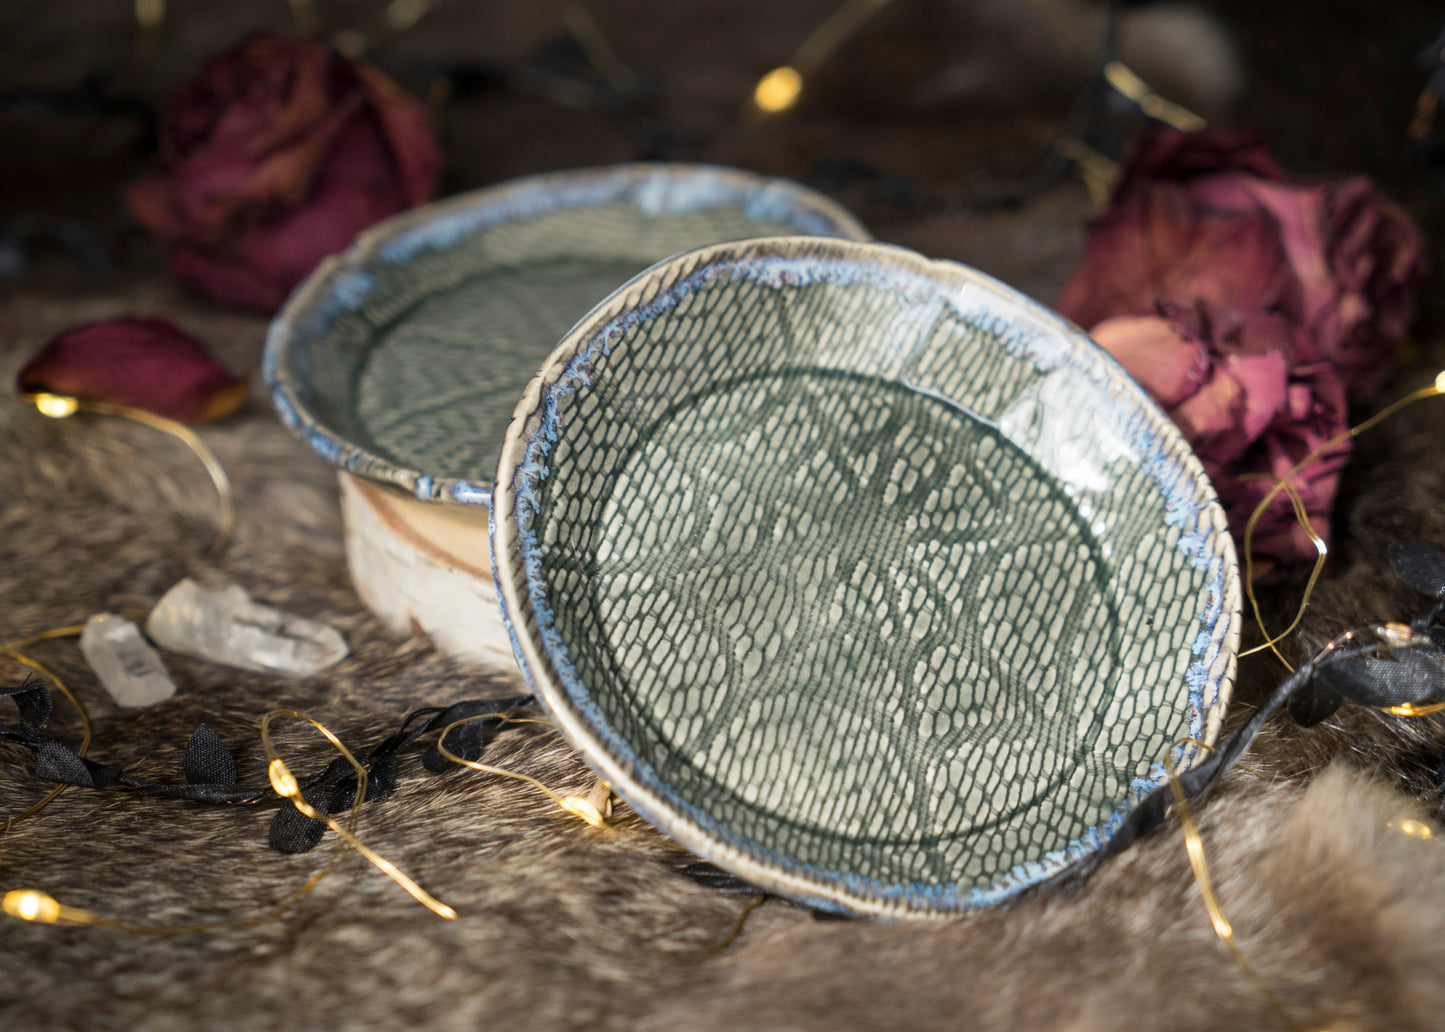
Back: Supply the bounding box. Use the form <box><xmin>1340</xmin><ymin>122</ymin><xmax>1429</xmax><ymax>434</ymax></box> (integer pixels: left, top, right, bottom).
<box><xmin>268</xmin><ymin>758</ymin><xmax>300</xmax><ymax>799</ymax></box>
<box><xmin>560</xmin><ymin>796</ymin><xmax>605</xmax><ymax>827</ymax></box>
<box><xmin>3</xmin><ymin>889</ymin><xmax>61</xmax><ymax>923</ymax></box>
<box><xmin>754</xmin><ymin>66</ymin><xmax>803</xmax><ymax>113</ymax></box>
<box><xmin>32</xmin><ymin>394</ymin><xmax>79</xmax><ymax>418</ymax></box>
<box><xmin>1391</xmin><ymin>818</ymin><xmax>1434</xmax><ymax>840</ymax></box>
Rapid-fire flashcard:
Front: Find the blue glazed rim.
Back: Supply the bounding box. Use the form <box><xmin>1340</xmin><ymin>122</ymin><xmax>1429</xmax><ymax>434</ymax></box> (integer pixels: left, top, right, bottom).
<box><xmin>263</xmin><ymin>163</ymin><xmax>872</xmax><ymax>507</ymax></box>
<box><xmin>490</xmin><ymin>235</ymin><xmax>1242</xmax><ymax>919</ymax></box>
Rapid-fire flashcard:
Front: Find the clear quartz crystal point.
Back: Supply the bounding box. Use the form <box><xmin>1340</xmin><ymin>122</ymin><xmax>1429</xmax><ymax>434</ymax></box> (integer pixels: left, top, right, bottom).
<box><xmin>145</xmin><ymin>578</ymin><xmax>349</xmax><ymax>676</ymax></box>
<box><xmin>80</xmin><ymin>613</ymin><xmax>178</xmax><ymax>707</ymax></box>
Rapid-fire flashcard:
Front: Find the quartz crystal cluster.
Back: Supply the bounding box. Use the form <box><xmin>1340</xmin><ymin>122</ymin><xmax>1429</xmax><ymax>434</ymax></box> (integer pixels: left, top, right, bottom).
<box><xmin>145</xmin><ymin>578</ymin><xmax>349</xmax><ymax>676</ymax></box>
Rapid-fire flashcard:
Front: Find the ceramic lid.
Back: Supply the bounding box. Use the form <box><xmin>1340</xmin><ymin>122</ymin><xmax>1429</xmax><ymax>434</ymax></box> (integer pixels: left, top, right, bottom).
<box><xmin>490</xmin><ymin>235</ymin><xmax>1240</xmax><ymax>917</ymax></box>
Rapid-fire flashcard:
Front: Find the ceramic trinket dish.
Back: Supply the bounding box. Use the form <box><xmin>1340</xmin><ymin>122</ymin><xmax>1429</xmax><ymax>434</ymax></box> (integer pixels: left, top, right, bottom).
<box><xmin>491</xmin><ymin>236</ymin><xmax>1241</xmax><ymax>917</ymax></box>
<box><xmin>265</xmin><ymin>164</ymin><xmax>870</xmax><ymax>666</ymax></box>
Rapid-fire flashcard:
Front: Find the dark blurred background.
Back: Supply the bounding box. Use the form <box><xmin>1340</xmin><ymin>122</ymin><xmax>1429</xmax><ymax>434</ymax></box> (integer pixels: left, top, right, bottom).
<box><xmin>3</xmin><ymin>0</ymin><xmax>1441</xmax><ymax>313</ymax></box>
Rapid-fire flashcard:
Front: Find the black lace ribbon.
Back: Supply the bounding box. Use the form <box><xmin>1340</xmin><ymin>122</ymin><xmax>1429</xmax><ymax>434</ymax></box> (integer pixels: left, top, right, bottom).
<box><xmin>9</xmin><ymin>543</ymin><xmax>1445</xmax><ymax>890</ymax></box>
<box><xmin>267</xmin><ymin>697</ymin><xmax>531</xmax><ymax>853</ymax></box>
<box><xmin>0</xmin><ymin>684</ymin><xmax>531</xmax><ymax>852</ymax></box>
<box><xmin>0</xmin><ymin>681</ymin><xmax>252</xmax><ymax>803</ymax></box>
<box><xmin>1093</xmin><ymin>541</ymin><xmax>1445</xmax><ymax>867</ymax></box>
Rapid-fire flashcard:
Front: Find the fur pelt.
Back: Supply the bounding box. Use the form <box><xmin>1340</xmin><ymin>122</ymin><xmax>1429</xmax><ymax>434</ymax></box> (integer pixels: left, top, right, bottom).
<box><xmin>5</xmin><ymin>1</ymin><xmax>1445</xmax><ymax>1024</ymax></box>
<box><xmin>4</xmin><ymin>260</ymin><xmax>1445</xmax><ymax>1032</ymax></box>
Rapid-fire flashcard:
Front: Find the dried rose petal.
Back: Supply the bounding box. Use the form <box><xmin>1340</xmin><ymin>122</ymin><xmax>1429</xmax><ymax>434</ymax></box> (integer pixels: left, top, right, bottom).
<box><xmin>1068</xmin><ymin>126</ymin><xmax>1428</xmax><ymax>403</ymax></box>
<box><xmin>16</xmin><ymin>318</ymin><xmax>245</xmax><ymax>423</ymax></box>
<box><xmin>1113</xmin><ymin>126</ymin><xmax>1284</xmax><ymax>192</ymax></box>
<box><xmin>1088</xmin><ymin>313</ymin><xmax>1207</xmax><ymax>408</ymax></box>
<box><xmin>1055</xmin><ymin>186</ymin><xmax>1297</xmax><ymax>334</ymax></box>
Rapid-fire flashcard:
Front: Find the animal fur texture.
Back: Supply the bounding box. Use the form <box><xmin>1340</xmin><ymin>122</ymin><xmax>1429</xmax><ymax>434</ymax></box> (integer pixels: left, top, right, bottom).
<box><xmin>4</xmin><ymin>270</ymin><xmax>1445</xmax><ymax>1032</ymax></box>
<box><xmin>5</xmin><ymin>3</ymin><xmax>1445</xmax><ymax>1028</ymax></box>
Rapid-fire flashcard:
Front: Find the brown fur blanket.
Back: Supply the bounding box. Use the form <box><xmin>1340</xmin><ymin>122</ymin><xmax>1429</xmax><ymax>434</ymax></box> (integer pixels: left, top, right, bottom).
<box><xmin>4</xmin><ymin>259</ymin><xmax>1445</xmax><ymax>1032</ymax></box>
<box><xmin>6</xmin><ymin>2</ymin><xmax>1445</xmax><ymax>1030</ymax></box>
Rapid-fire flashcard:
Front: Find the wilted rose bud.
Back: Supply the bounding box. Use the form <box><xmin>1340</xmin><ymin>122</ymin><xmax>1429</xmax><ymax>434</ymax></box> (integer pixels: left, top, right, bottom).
<box><xmin>1088</xmin><ymin>306</ymin><xmax>1350</xmax><ymax>573</ymax></box>
<box><xmin>17</xmin><ymin>317</ymin><xmax>245</xmax><ymax>423</ymax></box>
<box><xmin>125</xmin><ymin>32</ymin><xmax>441</xmax><ymax>313</ymax></box>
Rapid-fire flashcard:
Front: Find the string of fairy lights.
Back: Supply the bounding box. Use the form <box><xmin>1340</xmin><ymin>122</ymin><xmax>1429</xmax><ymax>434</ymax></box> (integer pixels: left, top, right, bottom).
<box><xmin>2</xmin><ymin>393</ymin><xmax>612</xmax><ymax>932</ymax></box>
<box><xmin>6</xmin><ymin>4</ymin><xmax>1445</xmax><ymax>1029</ymax></box>
<box><xmin>11</xmin><ymin>369</ymin><xmax>1445</xmax><ymax>1031</ymax></box>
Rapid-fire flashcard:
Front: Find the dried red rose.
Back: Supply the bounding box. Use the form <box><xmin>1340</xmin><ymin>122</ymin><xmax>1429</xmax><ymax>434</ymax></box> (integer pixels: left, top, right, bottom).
<box><xmin>1113</xmin><ymin>127</ymin><xmax>1285</xmax><ymax>192</ymax></box>
<box><xmin>126</xmin><ymin>33</ymin><xmax>441</xmax><ymax>313</ymax></box>
<box><xmin>1061</xmin><ymin>128</ymin><xmax>1427</xmax><ymax>402</ymax></box>
<box><xmin>1056</xmin><ymin>128</ymin><xmax>1425</xmax><ymax>571</ymax></box>
<box><xmin>1089</xmin><ymin>307</ymin><xmax>1350</xmax><ymax>569</ymax></box>
<box><xmin>16</xmin><ymin>318</ymin><xmax>245</xmax><ymax>423</ymax></box>
<box><xmin>1056</xmin><ymin>185</ymin><xmax>1299</xmax><ymax>337</ymax></box>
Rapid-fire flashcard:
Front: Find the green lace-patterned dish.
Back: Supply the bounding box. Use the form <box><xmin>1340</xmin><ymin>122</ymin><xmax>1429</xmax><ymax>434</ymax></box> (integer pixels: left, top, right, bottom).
<box><xmin>263</xmin><ymin>164</ymin><xmax>870</xmax><ymax>505</ymax></box>
<box><xmin>491</xmin><ymin>237</ymin><xmax>1241</xmax><ymax>919</ymax></box>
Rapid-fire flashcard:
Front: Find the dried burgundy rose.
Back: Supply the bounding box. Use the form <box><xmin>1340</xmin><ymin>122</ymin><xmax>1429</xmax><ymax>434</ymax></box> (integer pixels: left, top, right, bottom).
<box><xmin>16</xmin><ymin>318</ymin><xmax>245</xmax><ymax>423</ymax></box>
<box><xmin>125</xmin><ymin>33</ymin><xmax>441</xmax><ymax>313</ymax></box>
<box><xmin>1063</xmin><ymin>127</ymin><xmax>1427</xmax><ymax>402</ymax></box>
<box><xmin>1056</xmin><ymin>128</ymin><xmax>1425</xmax><ymax>571</ymax></box>
<box><xmin>1056</xmin><ymin>185</ymin><xmax>1299</xmax><ymax>337</ymax></box>
<box><xmin>1089</xmin><ymin>308</ymin><xmax>1349</xmax><ymax>572</ymax></box>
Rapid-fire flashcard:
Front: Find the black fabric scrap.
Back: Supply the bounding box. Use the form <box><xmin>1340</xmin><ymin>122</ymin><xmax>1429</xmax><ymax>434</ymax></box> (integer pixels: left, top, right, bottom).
<box><xmin>0</xmin><ymin>679</ymin><xmax>252</xmax><ymax>803</ymax></box>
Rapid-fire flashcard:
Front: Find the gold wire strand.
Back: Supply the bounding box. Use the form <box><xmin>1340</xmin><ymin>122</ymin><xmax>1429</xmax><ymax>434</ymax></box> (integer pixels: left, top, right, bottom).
<box><xmin>5</xmin><ymin>889</ymin><xmax>277</xmax><ymax>934</ymax></box>
<box><xmin>1164</xmin><ymin>741</ymin><xmax>1324</xmax><ymax>1032</ymax></box>
<box><xmin>1387</xmin><ymin>700</ymin><xmax>1445</xmax><ymax>717</ymax></box>
<box><xmin>1241</xmin><ymin>377</ymin><xmax>1444</xmax><ymax>672</ymax></box>
<box><xmin>0</xmin><ymin>655</ymin><xmax>345</xmax><ymax>933</ymax></box>
<box><xmin>1167</xmin><ymin>626</ymin><xmax>1435</xmax><ymax>1029</ymax></box>
<box><xmin>0</xmin><ymin>624</ymin><xmax>87</xmax><ymax>652</ymax></box>
<box><xmin>1102</xmin><ymin>61</ymin><xmax>1206</xmax><ymax>131</ymax></box>
<box><xmin>1166</xmin><ymin>736</ymin><xmax>1214</xmax><ymax>769</ymax></box>
<box><xmin>23</xmin><ymin>395</ymin><xmax>235</xmax><ymax>560</ymax></box>
<box><xmin>482</xmin><ymin>716</ymin><xmax>561</xmax><ymax>732</ymax></box>
<box><xmin>790</xmin><ymin>0</ymin><xmax>894</xmax><ymax>76</ymax></box>
<box><xmin>1238</xmin><ymin>476</ymin><xmax>1328</xmax><ymax>670</ymax></box>
<box><xmin>0</xmin><ymin>787</ymin><xmax>68</xmax><ymax>836</ymax></box>
<box><xmin>261</xmin><ymin>710</ymin><xmax>370</xmax><ymax>836</ymax></box>
<box><xmin>699</xmin><ymin>893</ymin><xmax>768</xmax><ymax>954</ymax></box>
<box><xmin>1</xmin><ymin>854</ymin><xmax>345</xmax><ymax>936</ymax></box>
<box><xmin>0</xmin><ymin>607</ymin><xmax>149</xmax><ymax>656</ymax></box>
<box><xmin>0</xmin><ymin>658</ymin><xmax>399</xmax><ymax>933</ymax></box>
<box><xmin>260</xmin><ymin>710</ymin><xmax>456</xmax><ymax>919</ymax></box>
<box><xmin>132</xmin><ymin>0</ymin><xmax>164</xmax><ymax>65</ymax></box>
<box><xmin>1</xmin><ymin>649</ymin><xmax>93</xmax><ymax>834</ymax></box>
<box><xmin>2</xmin><ymin>701</ymin><xmax>349</xmax><ymax>933</ymax></box>
<box><xmin>133</xmin><ymin>0</ymin><xmax>163</xmax><ymax>30</ymax></box>
<box><xmin>1410</xmin><ymin>87</ymin><xmax>1438</xmax><ymax>141</ymax></box>
<box><xmin>435</xmin><ymin>715</ymin><xmax>608</xmax><ymax>827</ymax></box>
<box><xmin>1052</xmin><ymin>138</ymin><xmax>1120</xmax><ymax>210</ymax></box>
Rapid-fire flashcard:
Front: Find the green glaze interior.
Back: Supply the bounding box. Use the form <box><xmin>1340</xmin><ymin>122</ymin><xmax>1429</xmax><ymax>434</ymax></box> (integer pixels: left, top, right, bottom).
<box><xmin>269</xmin><ymin>165</ymin><xmax>869</xmax><ymax>503</ymax></box>
<box><xmin>496</xmin><ymin>237</ymin><xmax>1238</xmax><ymax>916</ymax></box>
<box><xmin>352</xmin><ymin>253</ymin><xmax>648</xmax><ymax>485</ymax></box>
